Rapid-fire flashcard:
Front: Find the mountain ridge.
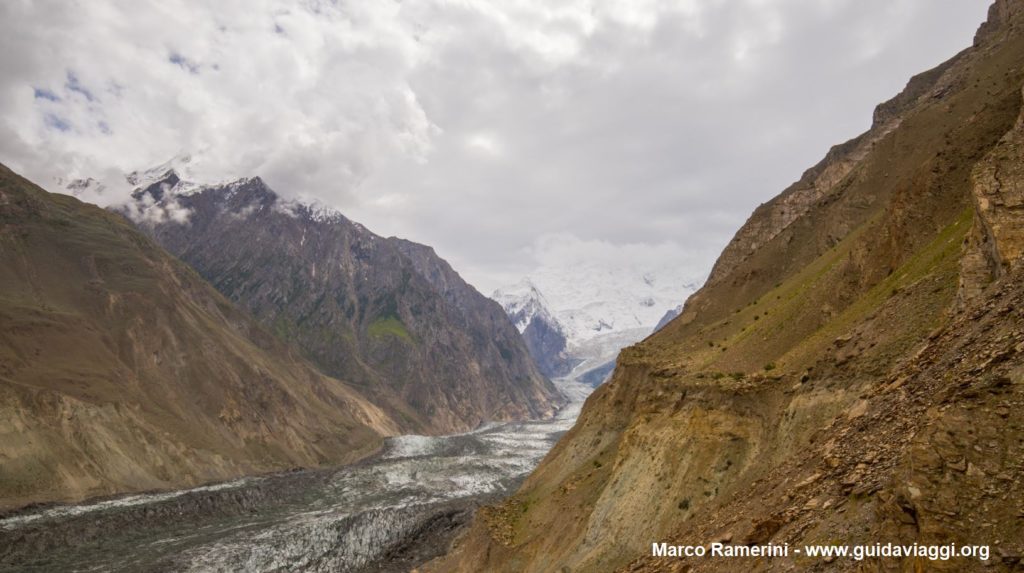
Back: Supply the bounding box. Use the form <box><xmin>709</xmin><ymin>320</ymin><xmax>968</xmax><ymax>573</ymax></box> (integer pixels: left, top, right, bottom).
<box><xmin>118</xmin><ymin>173</ymin><xmax>565</xmax><ymax>434</ymax></box>
<box><xmin>492</xmin><ymin>279</ymin><xmax>579</xmax><ymax>378</ymax></box>
<box><xmin>426</xmin><ymin>2</ymin><xmax>1024</xmax><ymax>571</ymax></box>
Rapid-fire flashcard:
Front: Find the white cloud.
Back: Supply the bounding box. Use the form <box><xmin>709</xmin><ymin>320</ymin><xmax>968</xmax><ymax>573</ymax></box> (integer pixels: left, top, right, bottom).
<box><xmin>119</xmin><ymin>183</ymin><xmax>192</xmax><ymax>226</ymax></box>
<box><xmin>0</xmin><ymin>0</ymin><xmax>435</xmax><ymax>203</ymax></box>
<box><xmin>465</xmin><ymin>133</ymin><xmax>502</xmax><ymax>156</ymax></box>
<box><xmin>0</xmin><ymin>0</ymin><xmax>991</xmax><ymax>293</ymax></box>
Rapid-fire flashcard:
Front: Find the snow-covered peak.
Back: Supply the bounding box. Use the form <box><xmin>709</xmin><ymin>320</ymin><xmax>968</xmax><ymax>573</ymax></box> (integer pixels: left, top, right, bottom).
<box><xmin>274</xmin><ymin>195</ymin><xmax>350</xmax><ymax>225</ymax></box>
<box><xmin>67</xmin><ymin>154</ymin><xmax>364</xmax><ymax>231</ymax></box>
<box><xmin>58</xmin><ymin>176</ymin><xmax>107</xmax><ymax>200</ymax></box>
<box><xmin>492</xmin><ymin>278</ymin><xmax>547</xmax><ymax>308</ymax></box>
<box><xmin>492</xmin><ymin>279</ymin><xmax>561</xmax><ymax>334</ymax></box>
<box><xmin>64</xmin><ymin>153</ymin><xmax>216</xmax><ymax>205</ymax></box>
<box><xmin>125</xmin><ymin>153</ymin><xmax>199</xmax><ymax>189</ymax></box>
<box><xmin>495</xmin><ymin>264</ymin><xmax>703</xmax><ymax>347</ymax></box>
<box><xmin>118</xmin><ymin>156</ymin><xmax>264</xmax><ymax>226</ymax></box>
<box><xmin>105</xmin><ymin>155</ymin><xmax>369</xmax><ymax>234</ymax></box>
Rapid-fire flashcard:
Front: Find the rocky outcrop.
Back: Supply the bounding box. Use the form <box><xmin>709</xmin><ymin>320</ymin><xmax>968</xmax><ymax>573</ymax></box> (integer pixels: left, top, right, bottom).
<box><xmin>975</xmin><ymin>0</ymin><xmax>1024</xmax><ymax>45</ymax></box>
<box><xmin>0</xmin><ymin>164</ymin><xmax>397</xmax><ymax>510</ymax></box>
<box><xmin>119</xmin><ymin>178</ymin><xmax>563</xmax><ymax>434</ymax></box>
<box><xmin>973</xmin><ymin>85</ymin><xmax>1024</xmax><ymax>269</ymax></box>
<box><xmin>427</xmin><ymin>2</ymin><xmax>1024</xmax><ymax>571</ymax></box>
<box><xmin>960</xmin><ymin>84</ymin><xmax>1024</xmax><ymax>305</ymax></box>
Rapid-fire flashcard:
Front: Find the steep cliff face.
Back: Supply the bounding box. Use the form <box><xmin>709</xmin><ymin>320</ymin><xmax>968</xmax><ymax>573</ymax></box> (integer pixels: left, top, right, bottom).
<box><xmin>0</xmin><ymin>165</ymin><xmax>398</xmax><ymax>510</ymax></box>
<box><xmin>493</xmin><ymin>280</ymin><xmax>578</xmax><ymax>378</ymax></box>
<box><xmin>120</xmin><ymin>178</ymin><xmax>563</xmax><ymax>434</ymax></box>
<box><xmin>521</xmin><ymin>316</ymin><xmax>577</xmax><ymax>379</ymax></box>
<box><xmin>427</xmin><ymin>3</ymin><xmax>1024</xmax><ymax>571</ymax></box>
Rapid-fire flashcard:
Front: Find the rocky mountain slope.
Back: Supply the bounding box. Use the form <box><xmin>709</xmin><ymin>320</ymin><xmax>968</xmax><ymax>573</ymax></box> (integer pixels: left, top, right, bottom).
<box><xmin>492</xmin><ymin>280</ymin><xmax>578</xmax><ymax>378</ymax></box>
<box><xmin>119</xmin><ymin>175</ymin><xmax>563</xmax><ymax>434</ymax></box>
<box><xmin>0</xmin><ymin>164</ymin><xmax>398</xmax><ymax>510</ymax></box>
<box><xmin>427</xmin><ymin>2</ymin><xmax>1024</xmax><ymax>571</ymax></box>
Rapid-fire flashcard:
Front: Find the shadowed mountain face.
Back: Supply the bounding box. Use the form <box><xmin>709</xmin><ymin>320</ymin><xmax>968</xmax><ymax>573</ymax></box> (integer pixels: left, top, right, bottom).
<box><xmin>0</xmin><ymin>164</ymin><xmax>398</xmax><ymax>510</ymax></box>
<box><xmin>120</xmin><ymin>177</ymin><xmax>564</xmax><ymax>434</ymax></box>
<box><xmin>427</xmin><ymin>2</ymin><xmax>1024</xmax><ymax>571</ymax></box>
<box><xmin>492</xmin><ymin>281</ymin><xmax>578</xmax><ymax>378</ymax></box>
<box><xmin>521</xmin><ymin>315</ymin><xmax>577</xmax><ymax>378</ymax></box>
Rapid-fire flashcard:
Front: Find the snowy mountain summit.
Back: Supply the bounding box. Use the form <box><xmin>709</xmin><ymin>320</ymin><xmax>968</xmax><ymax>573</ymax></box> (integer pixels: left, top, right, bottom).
<box><xmin>495</xmin><ymin>264</ymin><xmax>702</xmax><ymax>345</ymax></box>
<box><xmin>492</xmin><ymin>264</ymin><xmax>703</xmax><ymax>383</ymax></box>
<box><xmin>64</xmin><ymin>154</ymin><xmax>358</xmax><ymax>229</ymax></box>
<box><xmin>492</xmin><ymin>279</ymin><xmax>561</xmax><ymax>334</ymax></box>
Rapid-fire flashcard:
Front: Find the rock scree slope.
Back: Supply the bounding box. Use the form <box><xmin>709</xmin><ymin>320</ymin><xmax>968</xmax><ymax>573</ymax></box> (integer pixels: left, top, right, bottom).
<box><xmin>425</xmin><ymin>2</ymin><xmax>1024</xmax><ymax>571</ymax></box>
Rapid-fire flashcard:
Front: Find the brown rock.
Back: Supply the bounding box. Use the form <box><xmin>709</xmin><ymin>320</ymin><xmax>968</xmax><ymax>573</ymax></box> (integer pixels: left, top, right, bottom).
<box><xmin>846</xmin><ymin>399</ymin><xmax>869</xmax><ymax>420</ymax></box>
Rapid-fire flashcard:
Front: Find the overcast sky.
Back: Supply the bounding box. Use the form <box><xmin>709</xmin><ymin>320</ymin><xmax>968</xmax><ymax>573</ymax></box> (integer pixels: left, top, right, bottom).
<box><xmin>0</xmin><ymin>0</ymin><xmax>990</xmax><ymax>293</ymax></box>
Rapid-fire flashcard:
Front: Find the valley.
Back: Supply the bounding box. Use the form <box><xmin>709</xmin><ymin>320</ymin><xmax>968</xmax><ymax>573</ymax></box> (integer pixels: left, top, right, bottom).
<box><xmin>0</xmin><ymin>378</ymin><xmax>591</xmax><ymax>572</ymax></box>
<box><xmin>3</xmin><ymin>1</ymin><xmax>1022</xmax><ymax>572</ymax></box>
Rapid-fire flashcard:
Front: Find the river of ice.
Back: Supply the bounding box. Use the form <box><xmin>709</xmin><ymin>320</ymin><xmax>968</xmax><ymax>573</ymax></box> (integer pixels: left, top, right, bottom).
<box><xmin>0</xmin><ymin>377</ymin><xmax>592</xmax><ymax>572</ymax></box>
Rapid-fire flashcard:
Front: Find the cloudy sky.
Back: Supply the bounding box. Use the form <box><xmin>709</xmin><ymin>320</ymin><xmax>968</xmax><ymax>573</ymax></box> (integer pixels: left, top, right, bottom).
<box><xmin>0</xmin><ymin>0</ymin><xmax>990</xmax><ymax>293</ymax></box>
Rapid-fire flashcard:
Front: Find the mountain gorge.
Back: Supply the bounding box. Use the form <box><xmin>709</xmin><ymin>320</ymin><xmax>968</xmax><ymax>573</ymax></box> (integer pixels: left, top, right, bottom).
<box><xmin>119</xmin><ymin>174</ymin><xmax>564</xmax><ymax>434</ymax></box>
<box><xmin>0</xmin><ymin>164</ymin><xmax>397</xmax><ymax>509</ymax></box>
<box><xmin>427</xmin><ymin>2</ymin><xmax>1024</xmax><ymax>571</ymax></box>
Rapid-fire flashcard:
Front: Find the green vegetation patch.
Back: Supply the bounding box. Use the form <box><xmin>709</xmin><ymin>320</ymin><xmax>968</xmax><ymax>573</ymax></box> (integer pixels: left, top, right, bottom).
<box><xmin>367</xmin><ymin>315</ymin><xmax>413</xmax><ymax>342</ymax></box>
<box><xmin>779</xmin><ymin>206</ymin><xmax>972</xmax><ymax>368</ymax></box>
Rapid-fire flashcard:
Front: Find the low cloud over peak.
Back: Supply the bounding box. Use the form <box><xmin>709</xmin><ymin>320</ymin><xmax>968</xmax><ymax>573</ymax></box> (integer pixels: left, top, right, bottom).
<box><xmin>0</xmin><ymin>0</ymin><xmax>989</xmax><ymax>291</ymax></box>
